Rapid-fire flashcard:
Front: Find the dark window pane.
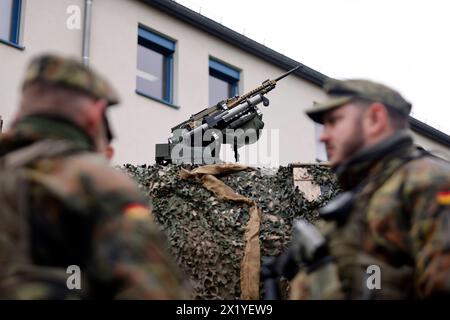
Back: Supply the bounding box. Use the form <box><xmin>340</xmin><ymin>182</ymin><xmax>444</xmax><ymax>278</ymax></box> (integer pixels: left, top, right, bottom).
<box><xmin>0</xmin><ymin>0</ymin><xmax>13</xmax><ymax>41</ymax></box>
<box><xmin>209</xmin><ymin>75</ymin><xmax>231</xmax><ymax>106</ymax></box>
<box><xmin>136</xmin><ymin>43</ymin><xmax>165</xmax><ymax>100</ymax></box>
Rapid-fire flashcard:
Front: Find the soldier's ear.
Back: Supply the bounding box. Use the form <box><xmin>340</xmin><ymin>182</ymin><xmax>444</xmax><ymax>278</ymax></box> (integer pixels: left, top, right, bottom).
<box><xmin>366</xmin><ymin>102</ymin><xmax>389</xmax><ymax>136</ymax></box>
<box><xmin>92</xmin><ymin>99</ymin><xmax>107</xmax><ymax>121</ymax></box>
<box><xmin>85</xmin><ymin>99</ymin><xmax>107</xmax><ymax>137</ymax></box>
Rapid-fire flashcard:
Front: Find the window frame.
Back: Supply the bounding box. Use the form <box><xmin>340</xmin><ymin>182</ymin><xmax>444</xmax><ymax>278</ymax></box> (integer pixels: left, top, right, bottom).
<box><xmin>10</xmin><ymin>0</ymin><xmax>22</xmax><ymax>44</ymax></box>
<box><xmin>136</xmin><ymin>25</ymin><xmax>175</xmax><ymax>106</ymax></box>
<box><xmin>208</xmin><ymin>58</ymin><xmax>240</xmax><ymax>105</ymax></box>
<box><xmin>0</xmin><ymin>0</ymin><xmax>24</xmax><ymax>49</ymax></box>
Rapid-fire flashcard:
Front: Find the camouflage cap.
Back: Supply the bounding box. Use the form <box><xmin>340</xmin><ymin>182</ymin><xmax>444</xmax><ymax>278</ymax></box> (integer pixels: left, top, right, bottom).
<box><xmin>22</xmin><ymin>54</ymin><xmax>120</xmax><ymax>106</ymax></box>
<box><xmin>305</xmin><ymin>78</ymin><xmax>412</xmax><ymax>124</ymax></box>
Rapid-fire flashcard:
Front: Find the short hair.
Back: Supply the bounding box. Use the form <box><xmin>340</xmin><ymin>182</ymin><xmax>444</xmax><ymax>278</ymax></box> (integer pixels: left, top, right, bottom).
<box><xmin>353</xmin><ymin>98</ymin><xmax>409</xmax><ymax>130</ymax></box>
<box><xmin>20</xmin><ymin>81</ymin><xmax>97</xmax><ymax>119</ymax></box>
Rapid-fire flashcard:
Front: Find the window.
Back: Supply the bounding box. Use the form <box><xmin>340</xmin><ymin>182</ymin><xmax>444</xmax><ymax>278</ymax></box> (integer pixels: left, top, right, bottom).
<box><xmin>136</xmin><ymin>26</ymin><xmax>175</xmax><ymax>104</ymax></box>
<box><xmin>0</xmin><ymin>0</ymin><xmax>22</xmax><ymax>45</ymax></box>
<box><xmin>209</xmin><ymin>59</ymin><xmax>240</xmax><ymax>106</ymax></box>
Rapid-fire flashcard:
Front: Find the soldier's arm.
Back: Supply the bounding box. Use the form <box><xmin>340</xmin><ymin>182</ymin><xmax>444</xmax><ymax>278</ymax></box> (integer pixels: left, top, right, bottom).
<box><xmin>405</xmin><ymin>161</ymin><xmax>450</xmax><ymax>298</ymax></box>
<box><xmin>83</xmin><ymin>167</ymin><xmax>190</xmax><ymax>299</ymax></box>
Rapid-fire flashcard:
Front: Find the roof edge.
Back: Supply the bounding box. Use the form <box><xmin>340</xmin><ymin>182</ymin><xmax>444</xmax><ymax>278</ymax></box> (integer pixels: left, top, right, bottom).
<box><xmin>409</xmin><ymin>117</ymin><xmax>450</xmax><ymax>148</ymax></box>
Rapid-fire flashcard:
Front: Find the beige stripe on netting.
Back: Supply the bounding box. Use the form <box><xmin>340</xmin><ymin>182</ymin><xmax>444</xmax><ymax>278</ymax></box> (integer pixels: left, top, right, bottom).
<box><xmin>180</xmin><ymin>164</ymin><xmax>261</xmax><ymax>300</ymax></box>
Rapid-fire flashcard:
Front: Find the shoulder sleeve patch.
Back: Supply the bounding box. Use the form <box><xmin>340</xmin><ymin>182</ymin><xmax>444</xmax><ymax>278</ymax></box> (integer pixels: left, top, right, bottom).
<box><xmin>437</xmin><ymin>191</ymin><xmax>450</xmax><ymax>206</ymax></box>
<box><xmin>123</xmin><ymin>203</ymin><xmax>152</xmax><ymax>220</ymax></box>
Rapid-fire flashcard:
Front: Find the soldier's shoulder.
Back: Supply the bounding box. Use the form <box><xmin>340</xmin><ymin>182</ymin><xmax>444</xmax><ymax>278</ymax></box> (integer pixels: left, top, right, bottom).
<box><xmin>62</xmin><ymin>152</ymin><xmax>140</xmax><ymax>193</ymax></box>
<box><xmin>402</xmin><ymin>154</ymin><xmax>450</xmax><ymax>188</ymax></box>
<box><xmin>32</xmin><ymin>151</ymin><xmax>141</xmax><ymax>198</ymax></box>
<box><xmin>406</xmin><ymin>153</ymin><xmax>450</xmax><ymax>174</ymax></box>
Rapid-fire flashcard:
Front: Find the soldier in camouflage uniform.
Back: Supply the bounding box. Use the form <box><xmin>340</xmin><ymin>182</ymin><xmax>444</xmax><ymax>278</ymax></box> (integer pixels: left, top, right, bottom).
<box><xmin>288</xmin><ymin>78</ymin><xmax>450</xmax><ymax>299</ymax></box>
<box><xmin>0</xmin><ymin>54</ymin><xmax>190</xmax><ymax>299</ymax></box>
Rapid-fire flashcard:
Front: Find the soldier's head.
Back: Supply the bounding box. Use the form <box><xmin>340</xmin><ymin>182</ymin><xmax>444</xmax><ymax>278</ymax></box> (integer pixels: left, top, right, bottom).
<box><xmin>17</xmin><ymin>53</ymin><xmax>120</xmax><ymax>152</ymax></box>
<box><xmin>305</xmin><ymin>79</ymin><xmax>411</xmax><ymax>167</ymax></box>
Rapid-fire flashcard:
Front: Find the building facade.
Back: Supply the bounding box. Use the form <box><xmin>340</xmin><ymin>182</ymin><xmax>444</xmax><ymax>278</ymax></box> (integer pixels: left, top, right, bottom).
<box><xmin>1</xmin><ymin>0</ymin><xmax>449</xmax><ymax>165</ymax></box>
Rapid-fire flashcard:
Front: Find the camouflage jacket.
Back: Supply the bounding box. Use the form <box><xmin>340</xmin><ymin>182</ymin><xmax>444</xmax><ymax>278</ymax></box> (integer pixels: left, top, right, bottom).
<box><xmin>290</xmin><ymin>131</ymin><xmax>450</xmax><ymax>299</ymax></box>
<box><xmin>0</xmin><ymin>115</ymin><xmax>190</xmax><ymax>299</ymax></box>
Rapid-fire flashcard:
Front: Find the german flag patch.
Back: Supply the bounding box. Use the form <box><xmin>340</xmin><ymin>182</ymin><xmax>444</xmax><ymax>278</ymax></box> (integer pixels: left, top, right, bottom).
<box><xmin>123</xmin><ymin>203</ymin><xmax>151</xmax><ymax>220</ymax></box>
<box><xmin>437</xmin><ymin>191</ymin><xmax>450</xmax><ymax>206</ymax></box>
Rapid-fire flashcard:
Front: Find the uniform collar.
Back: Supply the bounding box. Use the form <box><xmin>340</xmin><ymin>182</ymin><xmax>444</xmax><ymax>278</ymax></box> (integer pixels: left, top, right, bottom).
<box><xmin>335</xmin><ymin>131</ymin><xmax>414</xmax><ymax>190</ymax></box>
<box><xmin>10</xmin><ymin>114</ymin><xmax>95</xmax><ymax>151</ymax></box>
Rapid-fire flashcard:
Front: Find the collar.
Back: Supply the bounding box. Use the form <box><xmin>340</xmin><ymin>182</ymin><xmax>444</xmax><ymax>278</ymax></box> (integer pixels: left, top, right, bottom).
<box><xmin>335</xmin><ymin>131</ymin><xmax>414</xmax><ymax>190</ymax></box>
<box><xmin>7</xmin><ymin>114</ymin><xmax>95</xmax><ymax>152</ymax></box>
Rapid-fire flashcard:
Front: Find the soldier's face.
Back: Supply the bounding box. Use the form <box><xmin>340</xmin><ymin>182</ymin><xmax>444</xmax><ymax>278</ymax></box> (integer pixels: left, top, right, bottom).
<box><xmin>320</xmin><ymin>103</ymin><xmax>367</xmax><ymax>167</ymax></box>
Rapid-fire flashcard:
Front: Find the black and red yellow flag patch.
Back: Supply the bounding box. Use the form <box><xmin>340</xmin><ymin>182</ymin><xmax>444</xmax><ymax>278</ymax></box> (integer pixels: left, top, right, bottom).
<box><xmin>437</xmin><ymin>190</ymin><xmax>450</xmax><ymax>206</ymax></box>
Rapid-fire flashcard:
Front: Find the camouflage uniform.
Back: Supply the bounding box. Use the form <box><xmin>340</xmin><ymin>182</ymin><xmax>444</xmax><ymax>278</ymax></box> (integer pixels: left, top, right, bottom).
<box><xmin>0</xmin><ymin>55</ymin><xmax>190</xmax><ymax>299</ymax></box>
<box><xmin>292</xmin><ymin>79</ymin><xmax>450</xmax><ymax>299</ymax></box>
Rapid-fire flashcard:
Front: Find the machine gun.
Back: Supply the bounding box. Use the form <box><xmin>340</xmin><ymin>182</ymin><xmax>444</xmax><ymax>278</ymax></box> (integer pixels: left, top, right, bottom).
<box><xmin>155</xmin><ymin>65</ymin><xmax>301</xmax><ymax>165</ymax></box>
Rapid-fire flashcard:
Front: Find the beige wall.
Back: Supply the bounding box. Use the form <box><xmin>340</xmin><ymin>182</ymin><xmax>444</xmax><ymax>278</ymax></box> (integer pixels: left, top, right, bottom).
<box><xmin>0</xmin><ymin>0</ymin><xmax>84</xmax><ymax>122</ymax></box>
<box><xmin>0</xmin><ymin>0</ymin><xmax>448</xmax><ymax>167</ymax></box>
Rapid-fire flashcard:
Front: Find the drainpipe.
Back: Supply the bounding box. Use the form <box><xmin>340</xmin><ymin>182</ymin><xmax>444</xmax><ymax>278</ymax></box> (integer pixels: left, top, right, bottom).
<box><xmin>82</xmin><ymin>0</ymin><xmax>93</xmax><ymax>66</ymax></box>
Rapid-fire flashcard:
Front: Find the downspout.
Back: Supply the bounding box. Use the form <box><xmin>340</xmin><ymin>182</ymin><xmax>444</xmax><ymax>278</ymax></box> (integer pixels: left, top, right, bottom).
<box><xmin>82</xmin><ymin>0</ymin><xmax>93</xmax><ymax>66</ymax></box>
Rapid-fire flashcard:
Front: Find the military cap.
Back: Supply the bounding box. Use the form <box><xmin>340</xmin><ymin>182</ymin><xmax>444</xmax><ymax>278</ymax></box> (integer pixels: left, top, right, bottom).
<box><xmin>305</xmin><ymin>78</ymin><xmax>411</xmax><ymax>124</ymax></box>
<box><xmin>22</xmin><ymin>54</ymin><xmax>120</xmax><ymax>106</ymax></box>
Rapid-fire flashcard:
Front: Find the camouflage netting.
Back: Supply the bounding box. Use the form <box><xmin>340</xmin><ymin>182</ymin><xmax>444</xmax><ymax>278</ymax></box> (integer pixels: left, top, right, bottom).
<box><xmin>122</xmin><ymin>164</ymin><xmax>340</xmax><ymax>299</ymax></box>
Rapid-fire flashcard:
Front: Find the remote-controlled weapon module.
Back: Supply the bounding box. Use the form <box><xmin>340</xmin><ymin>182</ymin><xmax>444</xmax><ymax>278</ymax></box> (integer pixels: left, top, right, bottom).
<box><xmin>155</xmin><ymin>65</ymin><xmax>301</xmax><ymax>165</ymax></box>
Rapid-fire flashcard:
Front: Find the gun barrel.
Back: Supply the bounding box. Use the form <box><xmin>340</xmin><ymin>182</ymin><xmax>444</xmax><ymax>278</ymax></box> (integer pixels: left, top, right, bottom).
<box><xmin>222</xmin><ymin>94</ymin><xmax>263</xmax><ymax>122</ymax></box>
<box><xmin>274</xmin><ymin>65</ymin><xmax>301</xmax><ymax>82</ymax></box>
